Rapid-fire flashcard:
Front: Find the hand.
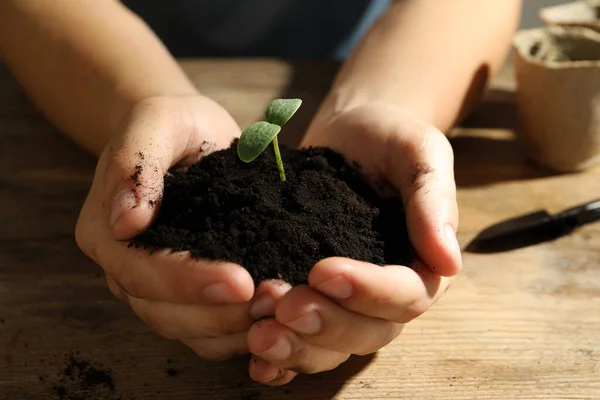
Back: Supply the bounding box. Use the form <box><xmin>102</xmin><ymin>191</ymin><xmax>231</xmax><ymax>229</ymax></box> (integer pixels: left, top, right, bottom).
<box><xmin>76</xmin><ymin>95</ymin><xmax>259</xmax><ymax>360</ymax></box>
<box><xmin>246</xmin><ymin>102</ymin><xmax>462</xmax><ymax>385</ymax></box>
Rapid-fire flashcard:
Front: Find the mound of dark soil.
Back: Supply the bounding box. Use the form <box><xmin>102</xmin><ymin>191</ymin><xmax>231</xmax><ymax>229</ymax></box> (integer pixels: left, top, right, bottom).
<box><xmin>131</xmin><ymin>142</ymin><xmax>415</xmax><ymax>286</ymax></box>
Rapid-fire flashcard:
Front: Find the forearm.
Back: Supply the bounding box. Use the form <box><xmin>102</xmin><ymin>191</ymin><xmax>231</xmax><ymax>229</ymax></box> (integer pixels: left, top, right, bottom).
<box><xmin>0</xmin><ymin>0</ymin><xmax>197</xmax><ymax>155</ymax></box>
<box><xmin>317</xmin><ymin>0</ymin><xmax>521</xmax><ymax>133</ymax></box>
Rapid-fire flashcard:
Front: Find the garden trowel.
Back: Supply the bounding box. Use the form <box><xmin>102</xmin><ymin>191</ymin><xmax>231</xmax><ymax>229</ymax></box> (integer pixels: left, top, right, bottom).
<box><xmin>465</xmin><ymin>199</ymin><xmax>600</xmax><ymax>253</ymax></box>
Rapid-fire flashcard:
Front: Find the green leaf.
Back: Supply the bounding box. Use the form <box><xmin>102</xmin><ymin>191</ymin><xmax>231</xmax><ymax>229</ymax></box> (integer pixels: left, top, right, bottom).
<box><xmin>237</xmin><ymin>121</ymin><xmax>281</xmax><ymax>162</ymax></box>
<box><xmin>265</xmin><ymin>98</ymin><xmax>302</xmax><ymax>127</ymax></box>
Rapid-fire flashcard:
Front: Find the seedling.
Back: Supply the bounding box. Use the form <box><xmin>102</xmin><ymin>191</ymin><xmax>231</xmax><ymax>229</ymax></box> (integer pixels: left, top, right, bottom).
<box><xmin>237</xmin><ymin>98</ymin><xmax>302</xmax><ymax>182</ymax></box>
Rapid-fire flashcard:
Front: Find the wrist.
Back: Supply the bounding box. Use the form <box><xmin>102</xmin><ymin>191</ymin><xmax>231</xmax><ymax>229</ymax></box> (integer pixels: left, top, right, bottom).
<box><xmin>310</xmin><ymin>87</ymin><xmax>437</xmax><ymax>133</ymax></box>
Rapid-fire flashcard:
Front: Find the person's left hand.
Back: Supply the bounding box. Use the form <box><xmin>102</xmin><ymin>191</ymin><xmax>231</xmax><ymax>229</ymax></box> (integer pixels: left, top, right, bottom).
<box><xmin>245</xmin><ymin>102</ymin><xmax>462</xmax><ymax>385</ymax></box>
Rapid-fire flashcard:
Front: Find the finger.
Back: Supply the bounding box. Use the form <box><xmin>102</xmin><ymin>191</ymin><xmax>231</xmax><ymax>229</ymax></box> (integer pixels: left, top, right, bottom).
<box><xmin>182</xmin><ymin>332</ymin><xmax>248</xmax><ymax>361</ymax></box>
<box><xmin>301</xmin><ymin>105</ymin><xmax>460</xmax><ymax>276</ymax></box>
<box><xmin>273</xmin><ymin>286</ymin><xmax>402</xmax><ymax>355</ymax></box>
<box><xmin>79</xmin><ymin>175</ymin><xmax>255</xmax><ymax>303</ymax></box>
<box><xmin>95</xmin><ymin>245</ymin><xmax>254</xmax><ymax>303</ymax></box>
<box><xmin>105</xmin><ymin>96</ymin><xmax>240</xmax><ymax>240</ymax></box>
<box><xmin>248</xmin><ymin>356</ymin><xmax>297</xmax><ymax>386</ymax></box>
<box><xmin>75</xmin><ymin>97</ymin><xmax>249</xmax><ymax>304</ymax></box>
<box><xmin>79</xmin><ymin>192</ymin><xmax>255</xmax><ymax>303</ymax></box>
<box><xmin>308</xmin><ymin>257</ymin><xmax>452</xmax><ymax>323</ymax></box>
<box><xmin>385</xmin><ymin>116</ymin><xmax>461</xmax><ymax>276</ymax></box>
<box><xmin>248</xmin><ymin>318</ymin><xmax>350</xmax><ymax>374</ymax></box>
<box><xmin>249</xmin><ymin>279</ymin><xmax>293</xmax><ymax>320</ymax></box>
<box><xmin>126</xmin><ymin>296</ymin><xmax>253</xmax><ymax>339</ymax></box>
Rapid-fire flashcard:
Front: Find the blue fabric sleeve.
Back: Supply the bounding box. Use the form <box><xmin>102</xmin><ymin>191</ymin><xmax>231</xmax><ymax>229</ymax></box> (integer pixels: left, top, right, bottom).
<box><xmin>122</xmin><ymin>0</ymin><xmax>390</xmax><ymax>59</ymax></box>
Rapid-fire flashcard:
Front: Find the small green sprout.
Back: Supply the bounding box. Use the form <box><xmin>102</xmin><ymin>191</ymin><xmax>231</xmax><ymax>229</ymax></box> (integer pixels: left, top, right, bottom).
<box><xmin>237</xmin><ymin>98</ymin><xmax>302</xmax><ymax>182</ymax></box>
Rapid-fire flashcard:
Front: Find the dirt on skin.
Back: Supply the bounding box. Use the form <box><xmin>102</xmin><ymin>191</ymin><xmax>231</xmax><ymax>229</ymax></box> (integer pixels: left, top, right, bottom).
<box><xmin>130</xmin><ymin>141</ymin><xmax>415</xmax><ymax>286</ymax></box>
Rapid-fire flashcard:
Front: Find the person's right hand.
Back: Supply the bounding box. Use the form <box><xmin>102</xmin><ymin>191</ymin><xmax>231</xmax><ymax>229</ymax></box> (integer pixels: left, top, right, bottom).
<box><xmin>75</xmin><ymin>95</ymin><xmax>285</xmax><ymax>360</ymax></box>
<box><xmin>245</xmin><ymin>102</ymin><xmax>461</xmax><ymax>385</ymax></box>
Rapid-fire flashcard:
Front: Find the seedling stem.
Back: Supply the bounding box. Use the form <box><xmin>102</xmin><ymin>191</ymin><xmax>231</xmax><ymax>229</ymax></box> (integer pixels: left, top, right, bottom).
<box><xmin>272</xmin><ymin>136</ymin><xmax>286</xmax><ymax>182</ymax></box>
<box><xmin>237</xmin><ymin>98</ymin><xmax>302</xmax><ymax>182</ymax></box>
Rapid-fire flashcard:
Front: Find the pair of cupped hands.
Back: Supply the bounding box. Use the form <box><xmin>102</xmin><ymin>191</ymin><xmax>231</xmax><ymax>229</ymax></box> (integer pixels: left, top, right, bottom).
<box><xmin>75</xmin><ymin>94</ymin><xmax>461</xmax><ymax>386</ymax></box>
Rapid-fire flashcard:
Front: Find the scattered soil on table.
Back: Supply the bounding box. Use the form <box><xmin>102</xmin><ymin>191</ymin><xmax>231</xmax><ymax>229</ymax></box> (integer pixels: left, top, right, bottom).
<box><xmin>39</xmin><ymin>352</ymin><xmax>291</xmax><ymax>399</ymax></box>
<box><xmin>131</xmin><ymin>141</ymin><xmax>415</xmax><ymax>286</ymax></box>
<box><xmin>42</xmin><ymin>353</ymin><xmax>181</xmax><ymax>399</ymax></box>
<box><xmin>240</xmin><ymin>391</ymin><xmax>261</xmax><ymax>400</ymax></box>
<box><xmin>50</xmin><ymin>354</ymin><xmax>116</xmax><ymax>400</ymax></box>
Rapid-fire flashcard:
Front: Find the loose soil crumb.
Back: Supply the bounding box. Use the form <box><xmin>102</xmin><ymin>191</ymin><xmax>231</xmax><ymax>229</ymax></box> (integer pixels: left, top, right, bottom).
<box><xmin>51</xmin><ymin>354</ymin><xmax>115</xmax><ymax>400</ymax></box>
<box><xmin>131</xmin><ymin>141</ymin><xmax>415</xmax><ymax>286</ymax></box>
<box><xmin>131</xmin><ymin>165</ymin><xmax>143</xmax><ymax>187</ymax></box>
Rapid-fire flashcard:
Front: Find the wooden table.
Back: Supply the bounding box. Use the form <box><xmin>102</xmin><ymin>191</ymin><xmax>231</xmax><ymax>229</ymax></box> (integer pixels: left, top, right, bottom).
<box><xmin>1</xmin><ymin>60</ymin><xmax>599</xmax><ymax>400</ymax></box>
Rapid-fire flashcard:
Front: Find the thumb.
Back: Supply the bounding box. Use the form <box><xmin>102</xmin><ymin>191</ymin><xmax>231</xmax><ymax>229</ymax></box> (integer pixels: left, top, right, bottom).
<box><xmin>387</xmin><ymin>119</ymin><xmax>461</xmax><ymax>277</ymax></box>
<box><xmin>104</xmin><ymin>98</ymin><xmax>223</xmax><ymax>241</ymax></box>
<box><xmin>107</xmin><ymin>144</ymin><xmax>165</xmax><ymax>241</ymax></box>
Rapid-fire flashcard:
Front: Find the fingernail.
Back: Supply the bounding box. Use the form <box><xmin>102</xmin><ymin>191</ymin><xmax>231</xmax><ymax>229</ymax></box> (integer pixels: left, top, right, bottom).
<box><xmin>285</xmin><ymin>311</ymin><xmax>322</xmax><ymax>335</ymax></box>
<box><xmin>443</xmin><ymin>224</ymin><xmax>459</xmax><ymax>254</ymax></box>
<box><xmin>267</xmin><ymin>368</ymin><xmax>285</xmax><ymax>383</ymax></box>
<box><xmin>110</xmin><ymin>189</ymin><xmax>137</xmax><ymax>227</ymax></box>
<box><xmin>250</xmin><ymin>355</ymin><xmax>283</xmax><ymax>383</ymax></box>
<box><xmin>315</xmin><ymin>275</ymin><xmax>353</xmax><ymax>300</ymax></box>
<box><xmin>262</xmin><ymin>338</ymin><xmax>291</xmax><ymax>361</ymax></box>
<box><xmin>203</xmin><ymin>282</ymin><xmax>239</xmax><ymax>303</ymax></box>
<box><xmin>250</xmin><ymin>295</ymin><xmax>276</xmax><ymax>320</ymax></box>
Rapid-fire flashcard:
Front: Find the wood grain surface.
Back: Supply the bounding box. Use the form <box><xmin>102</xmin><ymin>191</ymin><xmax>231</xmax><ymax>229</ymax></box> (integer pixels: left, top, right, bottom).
<box><xmin>0</xmin><ymin>59</ymin><xmax>599</xmax><ymax>400</ymax></box>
